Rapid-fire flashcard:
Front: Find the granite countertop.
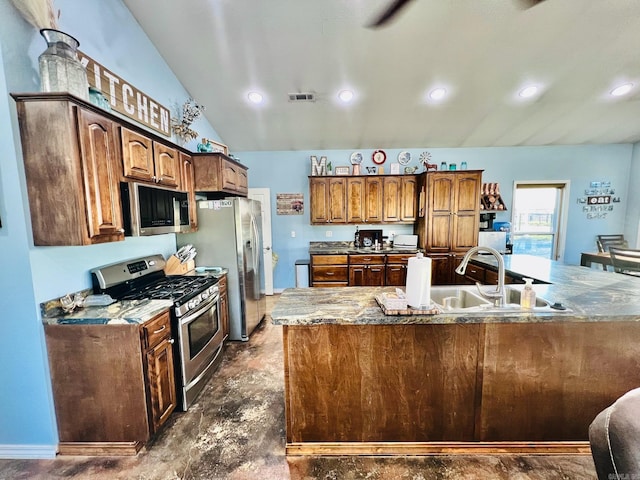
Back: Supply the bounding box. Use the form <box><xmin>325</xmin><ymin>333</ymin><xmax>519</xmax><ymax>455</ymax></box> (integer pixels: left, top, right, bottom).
<box><xmin>309</xmin><ymin>241</ymin><xmax>421</xmax><ymax>255</ymax></box>
<box><xmin>42</xmin><ymin>299</ymin><xmax>173</xmax><ymax>326</ymax></box>
<box><xmin>271</xmin><ymin>254</ymin><xmax>640</xmax><ymax>326</ymax></box>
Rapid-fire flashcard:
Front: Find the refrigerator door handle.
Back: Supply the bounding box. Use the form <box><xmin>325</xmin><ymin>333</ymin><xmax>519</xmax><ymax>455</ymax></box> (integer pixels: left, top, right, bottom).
<box><xmin>250</xmin><ymin>215</ymin><xmax>260</xmax><ymax>272</ymax></box>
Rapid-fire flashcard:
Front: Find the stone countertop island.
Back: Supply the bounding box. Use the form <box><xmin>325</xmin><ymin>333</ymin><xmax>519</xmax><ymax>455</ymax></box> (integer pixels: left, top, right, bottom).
<box><xmin>271</xmin><ymin>255</ymin><xmax>640</xmax><ymax>456</ymax></box>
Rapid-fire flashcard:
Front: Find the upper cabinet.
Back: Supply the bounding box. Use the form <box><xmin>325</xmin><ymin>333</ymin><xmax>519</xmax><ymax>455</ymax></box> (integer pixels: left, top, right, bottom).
<box><xmin>310</xmin><ymin>175</ymin><xmax>416</xmax><ymax>225</ymax></box>
<box><xmin>416</xmin><ymin>170</ymin><xmax>482</xmax><ymax>253</ymax></box>
<box><xmin>13</xmin><ymin>93</ymin><xmax>125</xmax><ymax>246</ymax></box>
<box><xmin>192</xmin><ymin>153</ymin><xmax>248</xmax><ymax>197</ymax></box>
<box><xmin>121</xmin><ymin>127</ymin><xmax>180</xmax><ymax>188</ymax></box>
<box><xmin>310</xmin><ymin>177</ymin><xmax>347</xmax><ymax>224</ymax></box>
<box><xmin>179</xmin><ymin>152</ymin><xmax>198</xmax><ymax>231</ymax></box>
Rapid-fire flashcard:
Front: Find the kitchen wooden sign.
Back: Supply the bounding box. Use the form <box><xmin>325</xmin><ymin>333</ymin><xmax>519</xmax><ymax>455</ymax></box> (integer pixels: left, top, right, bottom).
<box><xmin>78</xmin><ymin>51</ymin><xmax>171</xmax><ymax>137</ymax></box>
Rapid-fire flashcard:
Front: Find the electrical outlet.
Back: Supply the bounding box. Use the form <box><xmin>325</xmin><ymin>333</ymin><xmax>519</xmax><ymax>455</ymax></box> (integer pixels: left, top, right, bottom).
<box><xmin>326</xmin><ymin>230</ymin><xmax>333</xmax><ymax>237</ymax></box>
<box><xmin>291</xmin><ymin>230</ymin><xmax>296</xmax><ymax>238</ymax></box>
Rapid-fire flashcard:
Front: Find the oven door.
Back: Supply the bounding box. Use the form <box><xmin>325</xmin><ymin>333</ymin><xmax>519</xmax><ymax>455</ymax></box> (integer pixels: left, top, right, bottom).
<box><xmin>178</xmin><ymin>294</ymin><xmax>224</xmax><ymax>408</ymax></box>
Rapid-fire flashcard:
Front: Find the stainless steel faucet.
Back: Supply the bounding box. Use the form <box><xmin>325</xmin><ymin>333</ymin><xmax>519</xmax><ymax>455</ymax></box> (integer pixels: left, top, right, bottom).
<box><xmin>455</xmin><ymin>246</ymin><xmax>507</xmax><ymax>307</ymax></box>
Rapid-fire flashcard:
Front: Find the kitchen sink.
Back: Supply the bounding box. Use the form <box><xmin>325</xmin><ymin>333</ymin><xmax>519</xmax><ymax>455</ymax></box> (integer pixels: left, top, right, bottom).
<box><xmin>430</xmin><ymin>285</ymin><xmax>571</xmax><ymax>314</ymax></box>
<box><xmin>429</xmin><ymin>286</ymin><xmax>492</xmax><ymax>310</ymax></box>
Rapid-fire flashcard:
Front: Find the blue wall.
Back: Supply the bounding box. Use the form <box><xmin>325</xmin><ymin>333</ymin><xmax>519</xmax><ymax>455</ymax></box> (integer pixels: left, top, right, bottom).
<box><xmin>0</xmin><ymin>0</ymin><xmax>638</xmax><ymax>459</ymax></box>
<box><xmin>239</xmin><ymin>144</ymin><xmax>634</xmax><ymax>289</ymax></box>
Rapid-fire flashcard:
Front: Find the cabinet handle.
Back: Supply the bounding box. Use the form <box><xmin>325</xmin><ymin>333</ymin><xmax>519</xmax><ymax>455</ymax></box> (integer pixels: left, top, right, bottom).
<box><xmin>168</xmin><ymin>338</ymin><xmax>175</xmax><ymax>344</ymax></box>
<box><xmin>326</xmin><ymin>272</ymin><xmax>334</xmax><ymax>276</ymax></box>
<box><xmin>153</xmin><ymin>325</ymin><xmax>166</xmax><ymax>334</ymax></box>
<box><xmin>118</xmin><ymin>228</ymin><xmax>125</xmax><ymax>233</ymax></box>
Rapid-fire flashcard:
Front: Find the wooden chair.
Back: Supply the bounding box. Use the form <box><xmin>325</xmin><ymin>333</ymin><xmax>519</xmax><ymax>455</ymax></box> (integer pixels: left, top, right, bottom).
<box><xmin>597</xmin><ymin>234</ymin><xmax>627</xmax><ymax>253</ymax></box>
<box><xmin>609</xmin><ymin>247</ymin><xmax>640</xmax><ymax>277</ymax></box>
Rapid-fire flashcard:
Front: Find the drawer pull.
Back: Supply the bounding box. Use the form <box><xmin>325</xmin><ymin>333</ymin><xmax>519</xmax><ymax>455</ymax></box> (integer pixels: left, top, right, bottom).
<box><xmin>326</xmin><ymin>272</ymin><xmax>334</xmax><ymax>276</ymax></box>
<box><xmin>153</xmin><ymin>325</ymin><xmax>167</xmax><ymax>334</ymax></box>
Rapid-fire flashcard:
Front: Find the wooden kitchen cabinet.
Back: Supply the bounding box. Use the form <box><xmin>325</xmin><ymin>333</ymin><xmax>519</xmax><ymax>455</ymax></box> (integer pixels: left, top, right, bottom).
<box><xmin>44</xmin><ymin>309</ymin><xmax>176</xmax><ymax>455</ymax></box>
<box><xmin>13</xmin><ymin>93</ymin><xmax>125</xmax><ymax>246</ymax></box>
<box><xmin>347</xmin><ymin>176</ymin><xmax>383</xmax><ymax>223</ymax></box>
<box><xmin>385</xmin><ymin>253</ymin><xmax>414</xmax><ymax>286</ymax></box>
<box><xmin>218</xmin><ymin>274</ymin><xmax>229</xmax><ymax>340</ymax></box>
<box><xmin>180</xmin><ymin>152</ymin><xmax>198</xmax><ymax>231</ymax></box>
<box><xmin>415</xmin><ymin>171</ymin><xmax>482</xmax><ymax>285</ymax></box>
<box><xmin>121</xmin><ymin>127</ymin><xmax>180</xmax><ymax>188</ymax></box>
<box><xmin>309</xmin><ymin>177</ymin><xmax>347</xmax><ymax>224</ymax></box>
<box><xmin>310</xmin><ymin>175</ymin><xmax>416</xmax><ymax>225</ymax></box>
<box><xmin>349</xmin><ymin>254</ymin><xmax>386</xmax><ymax>286</ymax></box>
<box><xmin>192</xmin><ymin>152</ymin><xmax>248</xmax><ymax>196</ymax></box>
<box><xmin>311</xmin><ymin>254</ymin><xmax>349</xmax><ymax>287</ymax></box>
<box><xmin>383</xmin><ymin>176</ymin><xmax>417</xmax><ymax>223</ymax></box>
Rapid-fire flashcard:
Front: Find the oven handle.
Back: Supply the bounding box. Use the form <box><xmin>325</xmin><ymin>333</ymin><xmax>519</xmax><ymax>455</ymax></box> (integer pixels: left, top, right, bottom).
<box><xmin>179</xmin><ymin>295</ymin><xmax>219</xmax><ymax>326</ymax></box>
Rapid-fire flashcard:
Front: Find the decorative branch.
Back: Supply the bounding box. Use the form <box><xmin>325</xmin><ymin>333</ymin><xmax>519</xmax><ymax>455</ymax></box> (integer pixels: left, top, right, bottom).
<box><xmin>171</xmin><ymin>98</ymin><xmax>205</xmax><ymax>143</ymax></box>
<box><xmin>10</xmin><ymin>0</ymin><xmax>58</xmax><ymax>30</ymax></box>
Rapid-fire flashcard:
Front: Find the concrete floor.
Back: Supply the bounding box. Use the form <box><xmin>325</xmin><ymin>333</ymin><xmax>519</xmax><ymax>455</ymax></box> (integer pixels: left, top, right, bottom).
<box><xmin>0</xmin><ymin>295</ymin><xmax>599</xmax><ymax>480</ymax></box>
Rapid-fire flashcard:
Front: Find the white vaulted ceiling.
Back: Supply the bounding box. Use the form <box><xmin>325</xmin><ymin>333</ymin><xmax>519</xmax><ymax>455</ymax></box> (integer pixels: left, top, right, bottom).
<box><xmin>122</xmin><ymin>0</ymin><xmax>640</xmax><ymax>151</ymax></box>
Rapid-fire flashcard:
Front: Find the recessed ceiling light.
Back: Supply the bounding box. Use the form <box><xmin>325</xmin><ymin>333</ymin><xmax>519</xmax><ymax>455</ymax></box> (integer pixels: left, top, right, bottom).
<box><xmin>429</xmin><ymin>88</ymin><xmax>447</xmax><ymax>100</ymax></box>
<box><xmin>519</xmin><ymin>86</ymin><xmax>539</xmax><ymax>98</ymax></box>
<box><xmin>338</xmin><ymin>90</ymin><xmax>354</xmax><ymax>103</ymax></box>
<box><xmin>247</xmin><ymin>91</ymin><xmax>264</xmax><ymax>104</ymax></box>
<box><xmin>610</xmin><ymin>83</ymin><xmax>633</xmax><ymax>97</ymax></box>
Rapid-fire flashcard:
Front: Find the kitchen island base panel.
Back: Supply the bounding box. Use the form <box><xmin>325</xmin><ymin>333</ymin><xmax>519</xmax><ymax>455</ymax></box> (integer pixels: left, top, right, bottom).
<box><xmin>57</xmin><ymin>441</ymin><xmax>143</xmax><ymax>456</ymax></box>
<box><xmin>283</xmin><ymin>322</ymin><xmax>640</xmax><ymax>453</ymax></box>
<box><xmin>285</xmin><ymin>441</ymin><xmax>591</xmax><ymax>456</ymax></box>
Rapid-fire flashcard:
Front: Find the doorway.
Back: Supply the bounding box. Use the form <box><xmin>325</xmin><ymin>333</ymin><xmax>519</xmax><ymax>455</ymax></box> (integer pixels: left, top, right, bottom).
<box><xmin>511</xmin><ymin>181</ymin><xmax>570</xmax><ymax>261</ymax></box>
<box><xmin>248</xmin><ymin>188</ymin><xmax>274</xmax><ymax>295</ymax></box>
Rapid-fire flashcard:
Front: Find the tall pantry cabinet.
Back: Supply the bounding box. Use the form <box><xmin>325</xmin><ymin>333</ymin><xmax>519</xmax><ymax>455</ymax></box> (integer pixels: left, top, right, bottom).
<box><xmin>414</xmin><ymin>170</ymin><xmax>483</xmax><ymax>285</ymax></box>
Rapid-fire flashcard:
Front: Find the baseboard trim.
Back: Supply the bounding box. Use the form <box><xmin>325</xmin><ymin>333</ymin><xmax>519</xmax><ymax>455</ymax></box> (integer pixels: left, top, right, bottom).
<box><xmin>286</xmin><ymin>441</ymin><xmax>592</xmax><ymax>456</ymax></box>
<box><xmin>0</xmin><ymin>444</ymin><xmax>57</xmax><ymax>459</ymax></box>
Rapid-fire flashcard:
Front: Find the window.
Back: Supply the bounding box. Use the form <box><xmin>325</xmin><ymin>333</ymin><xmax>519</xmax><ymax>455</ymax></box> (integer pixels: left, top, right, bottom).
<box><xmin>511</xmin><ymin>182</ymin><xmax>569</xmax><ymax>261</ymax></box>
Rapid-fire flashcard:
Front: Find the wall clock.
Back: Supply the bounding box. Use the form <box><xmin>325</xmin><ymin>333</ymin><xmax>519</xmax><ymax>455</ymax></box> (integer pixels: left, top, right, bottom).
<box><xmin>372</xmin><ymin>149</ymin><xmax>387</xmax><ymax>165</ymax></box>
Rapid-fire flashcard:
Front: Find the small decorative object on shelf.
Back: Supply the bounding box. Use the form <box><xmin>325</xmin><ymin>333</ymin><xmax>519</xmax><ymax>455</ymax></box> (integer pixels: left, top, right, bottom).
<box><xmin>480</xmin><ymin>183</ymin><xmax>507</xmax><ymax>210</ymax></box>
<box><xmin>197</xmin><ymin>138</ymin><xmax>214</xmax><ymax>152</ymax></box>
<box><xmin>310</xmin><ymin>155</ymin><xmax>327</xmax><ymax>176</ymax></box>
<box><xmin>440</xmin><ymin>161</ymin><xmax>447</xmax><ymax>170</ymax></box>
<box><xmin>334</xmin><ymin>166</ymin><xmax>350</xmax><ymax>175</ymax></box>
<box><xmin>397</xmin><ymin>151</ymin><xmax>411</xmax><ymax>165</ymax></box>
<box><xmin>449</xmin><ymin>163</ymin><xmax>457</xmax><ymax>170</ymax></box>
<box><xmin>461</xmin><ymin>161</ymin><xmax>468</xmax><ymax>169</ymax></box>
<box><xmin>88</xmin><ymin>86</ymin><xmax>111</xmax><ymax>111</ymax></box>
<box><xmin>171</xmin><ymin>98</ymin><xmax>205</xmax><ymax>144</ymax></box>
<box><xmin>420</xmin><ymin>151</ymin><xmax>436</xmax><ymax>172</ymax></box>
<box><xmin>366</xmin><ymin>166</ymin><xmax>378</xmax><ymax>175</ymax></box>
<box><xmin>39</xmin><ymin>29</ymin><xmax>89</xmax><ymax>101</ymax></box>
<box><xmin>372</xmin><ymin>150</ymin><xmax>386</xmax><ymax>165</ymax></box>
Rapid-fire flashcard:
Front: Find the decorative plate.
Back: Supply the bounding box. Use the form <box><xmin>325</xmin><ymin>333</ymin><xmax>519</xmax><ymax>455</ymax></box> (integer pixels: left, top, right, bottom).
<box><xmin>397</xmin><ymin>151</ymin><xmax>411</xmax><ymax>165</ymax></box>
<box><xmin>350</xmin><ymin>152</ymin><xmax>363</xmax><ymax>165</ymax></box>
<box><xmin>372</xmin><ymin>149</ymin><xmax>387</xmax><ymax>165</ymax></box>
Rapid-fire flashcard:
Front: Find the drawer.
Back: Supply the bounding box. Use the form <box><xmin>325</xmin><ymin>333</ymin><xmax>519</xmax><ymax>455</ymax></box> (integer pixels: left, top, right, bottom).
<box><xmin>312</xmin><ymin>255</ymin><xmax>348</xmax><ymax>266</ymax></box>
<box><xmin>386</xmin><ymin>254</ymin><xmax>414</xmax><ymax>264</ymax></box>
<box><xmin>142</xmin><ymin>310</ymin><xmax>172</xmax><ymax>349</ymax></box>
<box><xmin>348</xmin><ymin>254</ymin><xmax>385</xmax><ymax>265</ymax></box>
<box><xmin>312</xmin><ymin>265</ymin><xmax>349</xmax><ymax>282</ymax></box>
<box><xmin>485</xmin><ymin>268</ymin><xmax>499</xmax><ymax>286</ymax></box>
<box><xmin>465</xmin><ymin>264</ymin><xmax>486</xmax><ymax>283</ymax></box>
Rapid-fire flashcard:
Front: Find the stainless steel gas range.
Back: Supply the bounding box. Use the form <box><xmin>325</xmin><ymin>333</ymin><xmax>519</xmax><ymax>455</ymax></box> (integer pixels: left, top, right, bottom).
<box><xmin>91</xmin><ymin>254</ymin><xmax>224</xmax><ymax>410</ymax></box>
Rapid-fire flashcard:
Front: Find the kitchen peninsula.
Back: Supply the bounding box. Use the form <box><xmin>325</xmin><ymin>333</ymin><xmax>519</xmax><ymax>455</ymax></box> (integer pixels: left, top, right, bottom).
<box><xmin>271</xmin><ymin>255</ymin><xmax>640</xmax><ymax>456</ymax></box>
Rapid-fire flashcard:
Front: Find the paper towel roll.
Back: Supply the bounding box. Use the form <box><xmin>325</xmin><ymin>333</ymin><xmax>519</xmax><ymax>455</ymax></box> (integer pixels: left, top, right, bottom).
<box><xmin>405</xmin><ymin>253</ymin><xmax>432</xmax><ymax>309</ymax></box>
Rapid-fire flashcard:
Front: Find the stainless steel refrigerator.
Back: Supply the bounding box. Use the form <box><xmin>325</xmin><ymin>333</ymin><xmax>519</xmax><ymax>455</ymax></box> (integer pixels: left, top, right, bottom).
<box><xmin>177</xmin><ymin>197</ymin><xmax>265</xmax><ymax>341</ymax></box>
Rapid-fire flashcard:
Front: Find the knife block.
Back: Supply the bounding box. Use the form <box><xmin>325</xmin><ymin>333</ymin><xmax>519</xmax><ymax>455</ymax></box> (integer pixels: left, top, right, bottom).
<box><xmin>165</xmin><ymin>255</ymin><xmax>195</xmax><ymax>275</ymax></box>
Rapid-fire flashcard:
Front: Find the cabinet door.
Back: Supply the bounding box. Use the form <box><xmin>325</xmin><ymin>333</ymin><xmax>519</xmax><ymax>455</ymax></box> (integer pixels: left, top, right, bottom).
<box><xmin>329</xmin><ymin>177</ymin><xmax>347</xmax><ymax>223</ymax></box>
<box><xmin>349</xmin><ymin>265</ymin><xmax>367</xmax><ymax>286</ymax></box>
<box><xmin>221</xmin><ymin>159</ymin><xmax>239</xmax><ymax>191</ymax></box>
<box><xmin>426</xmin><ymin>174</ymin><xmax>455</xmax><ymax>252</ymax></box>
<box><xmin>310</xmin><ymin>178</ymin><xmax>330</xmax><ymax>224</ymax></box>
<box><xmin>385</xmin><ymin>264</ymin><xmax>407</xmax><ymax>286</ymax></box>
<box><xmin>180</xmin><ymin>152</ymin><xmax>197</xmax><ymax>231</ymax></box>
<box><xmin>236</xmin><ymin>167</ymin><xmax>248</xmax><ymax>195</ymax></box>
<box><xmin>121</xmin><ymin>127</ymin><xmax>154</xmax><ymax>182</ymax></box>
<box><xmin>153</xmin><ymin>142</ymin><xmax>180</xmax><ymax>187</ymax></box>
<box><xmin>383</xmin><ymin>176</ymin><xmax>402</xmax><ymax>222</ymax></box>
<box><xmin>347</xmin><ymin>177</ymin><xmax>366</xmax><ymax>223</ymax></box>
<box><xmin>367</xmin><ymin>264</ymin><xmax>386</xmax><ymax>286</ymax></box>
<box><xmin>77</xmin><ymin>108</ymin><xmax>124</xmax><ymax>243</ymax></box>
<box><xmin>451</xmin><ymin>173</ymin><xmax>481</xmax><ymax>252</ymax></box>
<box><xmin>429</xmin><ymin>254</ymin><xmax>453</xmax><ymax>285</ymax></box>
<box><xmin>146</xmin><ymin>337</ymin><xmax>177</xmax><ymax>434</ymax></box>
<box><xmin>365</xmin><ymin>177</ymin><xmax>384</xmax><ymax>223</ymax></box>
<box><xmin>400</xmin><ymin>176</ymin><xmax>417</xmax><ymax>222</ymax></box>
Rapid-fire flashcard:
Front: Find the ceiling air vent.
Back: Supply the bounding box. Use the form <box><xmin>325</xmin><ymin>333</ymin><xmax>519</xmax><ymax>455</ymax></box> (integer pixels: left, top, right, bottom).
<box><xmin>288</xmin><ymin>92</ymin><xmax>316</xmax><ymax>102</ymax></box>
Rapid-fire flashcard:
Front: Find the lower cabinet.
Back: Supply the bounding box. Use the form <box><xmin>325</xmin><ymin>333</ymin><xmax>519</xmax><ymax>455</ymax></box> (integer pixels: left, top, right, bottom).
<box><xmin>349</xmin><ymin>254</ymin><xmax>386</xmax><ymax>286</ymax></box>
<box><xmin>44</xmin><ymin>309</ymin><xmax>176</xmax><ymax>455</ymax></box>
<box><xmin>311</xmin><ymin>255</ymin><xmax>349</xmax><ymax>287</ymax></box>
<box><xmin>385</xmin><ymin>254</ymin><xmax>414</xmax><ymax>286</ymax></box>
<box><xmin>218</xmin><ymin>274</ymin><xmax>229</xmax><ymax>340</ymax></box>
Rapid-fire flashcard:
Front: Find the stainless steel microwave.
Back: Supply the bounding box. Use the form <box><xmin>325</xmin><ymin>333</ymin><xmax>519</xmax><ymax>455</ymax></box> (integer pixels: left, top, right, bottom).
<box><xmin>120</xmin><ymin>182</ymin><xmax>190</xmax><ymax>236</ymax></box>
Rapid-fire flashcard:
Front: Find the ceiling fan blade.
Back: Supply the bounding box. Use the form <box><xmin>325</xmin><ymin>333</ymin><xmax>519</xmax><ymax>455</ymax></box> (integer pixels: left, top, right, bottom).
<box><xmin>515</xmin><ymin>0</ymin><xmax>547</xmax><ymax>9</ymax></box>
<box><xmin>368</xmin><ymin>0</ymin><xmax>414</xmax><ymax>28</ymax></box>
